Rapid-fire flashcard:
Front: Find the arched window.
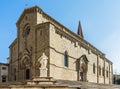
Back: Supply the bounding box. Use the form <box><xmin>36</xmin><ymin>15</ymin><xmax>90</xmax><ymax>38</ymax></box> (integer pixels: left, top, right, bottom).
<box><xmin>64</xmin><ymin>51</ymin><xmax>68</xmax><ymax>67</ymax></box>
<box><xmin>106</xmin><ymin>70</ymin><xmax>108</xmax><ymax>77</ymax></box>
<box><xmin>14</xmin><ymin>68</ymin><xmax>16</xmax><ymax>81</ymax></box>
<box><xmin>106</xmin><ymin>67</ymin><xmax>109</xmax><ymax>77</ymax></box>
<box><xmin>102</xmin><ymin>67</ymin><xmax>105</xmax><ymax>76</ymax></box>
<box><xmin>23</xmin><ymin>24</ymin><xmax>30</xmax><ymax>38</ymax></box>
<box><xmin>99</xmin><ymin>66</ymin><xmax>101</xmax><ymax>76</ymax></box>
<box><xmin>93</xmin><ymin>63</ymin><xmax>95</xmax><ymax>74</ymax></box>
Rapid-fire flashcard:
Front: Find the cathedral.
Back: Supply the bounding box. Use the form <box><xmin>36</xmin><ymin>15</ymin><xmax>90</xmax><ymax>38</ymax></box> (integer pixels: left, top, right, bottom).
<box><xmin>8</xmin><ymin>6</ymin><xmax>113</xmax><ymax>85</ymax></box>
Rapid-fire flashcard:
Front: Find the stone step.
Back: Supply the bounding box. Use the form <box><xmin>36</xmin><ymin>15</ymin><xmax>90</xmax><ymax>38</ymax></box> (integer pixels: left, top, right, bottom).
<box><xmin>26</xmin><ymin>76</ymin><xmax>56</xmax><ymax>85</ymax></box>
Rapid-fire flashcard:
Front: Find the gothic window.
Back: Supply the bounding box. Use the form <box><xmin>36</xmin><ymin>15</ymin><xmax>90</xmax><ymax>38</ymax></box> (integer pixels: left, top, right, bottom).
<box><xmin>64</xmin><ymin>51</ymin><xmax>68</xmax><ymax>67</ymax></box>
<box><xmin>99</xmin><ymin>66</ymin><xmax>101</xmax><ymax>76</ymax></box>
<box><xmin>93</xmin><ymin>63</ymin><xmax>95</xmax><ymax>74</ymax></box>
<box><xmin>106</xmin><ymin>67</ymin><xmax>109</xmax><ymax>77</ymax></box>
<box><xmin>14</xmin><ymin>68</ymin><xmax>16</xmax><ymax>81</ymax></box>
<box><xmin>102</xmin><ymin>67</ymin><xmax>105</xmax><ymax>76</ymax></box>
<box><xmin>23</xmin><ymin>24</ymin><xmax>30</xmax><ymax>38</ymax></box>
<box><xmin>26</xmin><ymin>27</ymin><xmax>30</xmax><ymax>35</ymax></box>
<box><xmin>106</xmin><ymin>70</ymin><xmax>109</xmax><ymax>77</ymax></box>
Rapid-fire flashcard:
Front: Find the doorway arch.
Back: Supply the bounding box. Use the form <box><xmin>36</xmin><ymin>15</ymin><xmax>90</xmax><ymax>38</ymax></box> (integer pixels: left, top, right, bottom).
<box><xmin>77</xmin><ymin>55</ymin><xmax>88</xmax><ymax>82</ymax></box>
<box><xmin>21</xmin><ymin>54</ymin><xmax>31</xmax><ymax>80</ymax></box>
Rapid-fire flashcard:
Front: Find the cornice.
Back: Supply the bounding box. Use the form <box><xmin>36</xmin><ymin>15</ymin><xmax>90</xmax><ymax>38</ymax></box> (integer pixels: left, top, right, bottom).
<box><xmin>51</xmin><ymin>22</ymin><xmax>105</xmax><ymax>57</ymax></box>
<box><xmin>105</xmin><ymin>58</ymin><xmax>113</xmax><ymax>64</ymax></box>
<box><xmin>35</xmin><ymin>22</ymin><xmax>50</xmax><ymax>30</ymax></box>
<box><xmin>0</xmin><ymin>63</ymin><xmax>8</xmax><ymax>66</ymax></box>
<box><xmin>9</xmin><ymin>38</ymin><xmax>18</xmax><ymax>48</ymax></box>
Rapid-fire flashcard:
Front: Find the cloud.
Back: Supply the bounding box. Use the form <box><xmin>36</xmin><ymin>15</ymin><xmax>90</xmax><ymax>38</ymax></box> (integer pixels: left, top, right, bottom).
<box><xmin>99</xmin><ymin>30</ymin><xmax>120</xmax><ymax>74</ymax></box>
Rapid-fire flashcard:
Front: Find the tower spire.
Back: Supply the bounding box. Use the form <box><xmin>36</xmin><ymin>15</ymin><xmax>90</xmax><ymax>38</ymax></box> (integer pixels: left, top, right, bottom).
<box><xmin>77</xmin><ymin>21</ymin><xmax>84</xmax><ymax>38</ymax></box>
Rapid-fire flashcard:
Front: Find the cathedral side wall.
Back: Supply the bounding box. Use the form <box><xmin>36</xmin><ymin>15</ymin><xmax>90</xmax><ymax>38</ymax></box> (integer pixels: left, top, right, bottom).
<box><xmin>49</xmin><ymin>24</ymin><xmax>77</xmax><ymax>81</ymax></box>
<box><xmin>49</xmin><ymin>23</ymin><xmax>112</xmax><ymax>84</ymax></box>
<box><xmin>98</xmin><ymin>57</ymin><xmax>104</xmax><ymax>84</ymax></box>
<box><xmin>104</xmin><ymin>60</ymin><xmax>111</xmax><ymax>84</ymax></box>
<box><xmin>110</xmin><ymin>63</ymin><xmax>113</xmax><ymax>84</ymax></box>
<box><xmin>87</xmin><ymin>52</ymin><xmax>97</xmax><ymax>83</ymax></box>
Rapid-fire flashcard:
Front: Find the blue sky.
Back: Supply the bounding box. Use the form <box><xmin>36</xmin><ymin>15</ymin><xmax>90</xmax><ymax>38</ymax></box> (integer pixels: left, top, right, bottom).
<box><xmin>0</xmin><ymin>0</ymin><xmax>120</xmax><ymax>73</ymax></box>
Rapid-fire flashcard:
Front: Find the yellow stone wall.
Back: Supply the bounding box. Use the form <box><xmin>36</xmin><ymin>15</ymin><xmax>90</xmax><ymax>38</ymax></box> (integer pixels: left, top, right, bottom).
<box><xmin>48</xmin><ymin>23</ymin><xmax>112</xmax><ymax>84</ymax></box>
<box><xmin>87</xmin><ymin>52</ymin><xmax>97</xmax><ymax>83</ymax></box>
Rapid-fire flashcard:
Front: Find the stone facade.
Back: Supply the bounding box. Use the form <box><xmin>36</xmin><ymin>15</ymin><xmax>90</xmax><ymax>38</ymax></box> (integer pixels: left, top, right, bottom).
<box><xmin>0</xmin><ymin>63</ymin><xmax>8</xmax><ymax>82</ymax></box>
<box><xmin>8</xmin><ymin>6</ymin><xmax>113</xmax><ymax>85</ymax></box>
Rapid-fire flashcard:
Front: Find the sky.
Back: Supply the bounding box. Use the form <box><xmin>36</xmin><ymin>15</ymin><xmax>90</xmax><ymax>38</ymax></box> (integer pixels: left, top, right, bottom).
<box><xmin>0</xmin><ymin>0</ymin><xmax>120</xmax><ymax>74</ymax></box>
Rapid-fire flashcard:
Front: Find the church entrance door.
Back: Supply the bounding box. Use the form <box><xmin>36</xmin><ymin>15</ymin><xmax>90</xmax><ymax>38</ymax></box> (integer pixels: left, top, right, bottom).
<box><xmin>25</xmin><ymin>69</ymin><xmax>30</xmax><ymax>80</ymax></box>
<box><xmin>80</xmin><ymin>72</ymin><xmax>83</xmax><ymax>81</ymax></box>
<box><xmin>77</xmin><ymin>55</ymin><xmax>88</xmax><ymax>82</ymax></box>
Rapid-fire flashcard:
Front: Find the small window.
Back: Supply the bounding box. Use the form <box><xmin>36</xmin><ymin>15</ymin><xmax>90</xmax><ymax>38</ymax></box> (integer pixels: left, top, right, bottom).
<box><xmin>93</xmin><ymin>63</ymin><xmax>95</xmax><ymax>74</ymax></box>
<box><xmin>14</xmin><ymin>68</ymin><xmax>16</xmax><ymax>81</ymax></box>
<box><xmin>106</xmin><ymin>70</ymin><xmax>109</xmax><ymax>77</ymax></box>
<box><xmin>64</xmin><ymin>51</ymin><xmax>68</xmax><ymax>67</ymax></box>
<box><xmin>99</xmin><ymin>66</ymin><xmax>101</xmax><ymax>75</ymax></box>
<box><xmin>2</xmin><ymin>67</ymin><xmax>6</xmax><ymax>70</ymax></box>
<box><xmin>106</xmin><ymin>67</ymin><xmax>109</xmax><ymax>77</ymax></box>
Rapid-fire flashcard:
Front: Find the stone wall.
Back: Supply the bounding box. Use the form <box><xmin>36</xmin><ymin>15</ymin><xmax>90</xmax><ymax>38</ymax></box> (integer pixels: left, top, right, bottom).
<box><xmin>49</xmin><ymin>23</ymin><xmax>112</xmax><ymax>84</ymax></box>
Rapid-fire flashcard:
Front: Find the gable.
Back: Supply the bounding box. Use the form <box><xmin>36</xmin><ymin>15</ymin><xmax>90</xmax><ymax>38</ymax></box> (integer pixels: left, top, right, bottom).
<box><xmin>16</xmin><ymin>6</ymin><xmax>42</xmax><ymax>26</ymax></box>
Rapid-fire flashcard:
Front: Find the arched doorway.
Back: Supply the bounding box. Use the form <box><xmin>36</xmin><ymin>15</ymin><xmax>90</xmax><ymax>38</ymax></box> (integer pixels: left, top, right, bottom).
<box><xmin>77</xmin><ymin>55</ymin><xmax>88</xmax><ymax>82</ymax></box>
<box><xmin>79</xmin><ymin>61</ymin><xmax>87</xmax><ymax>81</ymax></box>
<box><xmin>2</xmin><ymin>75</ymin><xmax>7</xmax><ymax>82</ymax></box>
<box><xmin>21</xmin><ymin>54</ymin><xmax>31</xmax><ymax>80</ymax></box>
<box><xmin>25</xmin><ymin>69</ymin><xmax>30</xmax><ymax>79</ymax></box>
